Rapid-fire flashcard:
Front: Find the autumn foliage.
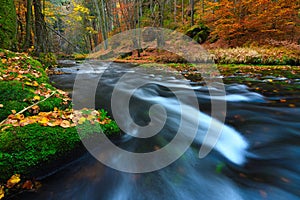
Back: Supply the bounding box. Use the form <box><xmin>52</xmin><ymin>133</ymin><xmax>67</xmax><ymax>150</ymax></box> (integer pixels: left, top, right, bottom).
<box><xmin>204</xmin><ymin>0</ymin><xmax>300</xmax><ymax>46</ymax></box>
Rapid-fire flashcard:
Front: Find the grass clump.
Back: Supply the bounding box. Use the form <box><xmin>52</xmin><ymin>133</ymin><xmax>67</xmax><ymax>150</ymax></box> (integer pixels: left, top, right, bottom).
<box><xmin>72</xmin><ymin>53</ymin><xmax>87</xmax><ymax>60</ymax></box>
<box><xmin>210</xmin><ymin>47</ymin><xmax>300</xmax><ymax>65</ymax></box>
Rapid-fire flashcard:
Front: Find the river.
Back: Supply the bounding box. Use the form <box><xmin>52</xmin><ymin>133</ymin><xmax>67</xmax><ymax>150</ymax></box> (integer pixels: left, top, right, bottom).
<box><xmin>19</xmin><ymin>61</ymin><xmax>300</xmax><ymax>200</ymax></box>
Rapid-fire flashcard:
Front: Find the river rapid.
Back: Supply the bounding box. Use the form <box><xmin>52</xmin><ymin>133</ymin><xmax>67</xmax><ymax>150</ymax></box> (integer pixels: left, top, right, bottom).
<box><xmin>19</xmin><ymin>61</ymin><xmax>300</xmax><ymax>200</ymax></box>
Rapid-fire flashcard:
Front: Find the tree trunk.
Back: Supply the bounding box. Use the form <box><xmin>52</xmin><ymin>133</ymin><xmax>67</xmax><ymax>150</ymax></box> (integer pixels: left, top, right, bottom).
<box><xmin>181</xmin><ymin>0</ymin><xmax>184</xmax><ymax>23</ymax></box>
<box><xmin>156</xmin><ymin>0</ymin><xmax>165</xmax><ymax>48</ymax></box>
<box><xmin>174</xmin><ymin>0</ymin><xmax>177</xmax><ymax>22</ymax></box>
<box><xmin>33</xmin><ymin>0</ymin><xmax>49</xmax><ymax>54</ymax></box>
<box><xmin>101</xmin><ymin>0</ymin><xmax>108</xmax><ymax>48</ymax></box>
<box><xmin>23</xmin><ymin>0</ymin><xmax>32</xmax><ymax>50</ymax></box>
<box><xmin>191</xmin><ymin>0</ymin><xmax>194</xmax><ymax>26</ymax></box>
<box><xmin>93</xmin><ymin>0</ymin><xmax>107</xmax><ymax>49</ymax></box>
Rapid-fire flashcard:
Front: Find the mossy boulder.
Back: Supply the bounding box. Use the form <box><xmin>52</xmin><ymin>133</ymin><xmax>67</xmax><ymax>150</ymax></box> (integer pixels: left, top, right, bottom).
<box><xmin>142</xmin><ymin>27</ymin><xmax>157</xmax><ymax>42</ymax></box>
<box><xmin>0</xmin><ymin>49</ymin><xmax>121</xmax><ymax>184</ymax></box>
<box><xmin>0</xmin><ymin>124</ymin><xmax>80</xmax><ymax>180</ymax></box>
<box><xmin>185</xmin><ymin>24</ymin><xmax>210</xmax><ymax>44</ymax></box>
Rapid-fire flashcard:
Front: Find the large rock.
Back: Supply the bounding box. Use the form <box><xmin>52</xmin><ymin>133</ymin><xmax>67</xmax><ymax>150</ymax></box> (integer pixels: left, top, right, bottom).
<box><xmin>185</xmin><ymin>24</ymin><xmax>209</xmax><ymax>44</ymax></box>
<box><xmin>142</xmin><ymin>27</ymin><xmax>157</xmax><ymax>42</ymax></box>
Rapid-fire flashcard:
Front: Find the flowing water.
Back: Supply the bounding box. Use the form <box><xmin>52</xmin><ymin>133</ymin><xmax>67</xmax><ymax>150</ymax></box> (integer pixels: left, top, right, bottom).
<box><xmin>19</xmin><ymin>61</ymin><xmax>300</xmax><ymax>200</ymax></box>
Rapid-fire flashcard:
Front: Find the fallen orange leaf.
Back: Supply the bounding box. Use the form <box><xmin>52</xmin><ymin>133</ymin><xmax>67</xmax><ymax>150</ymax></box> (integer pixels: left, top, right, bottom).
<box><xmin>32</xmin><ymin>81</ymin><xmax>39</xmax><ymax>87</ymax></box>
<box><xmin>16</xmin><ymin>74</ymin><xmax>23</xmax><ymax>79</ymax></box>
<box><xmin>6</xmin><ymin>174</ymin><xmax>21</xmax><ymax>188</ymax></box>
<box><xmin>32</xmin><ymin>105</ymin><xmax>39</xmax><ymax>110</ymax></box>
<box><xmin>22</xmin><ymin>180</ymin><xmax>33</xmax><ymax>190</ymax></box>
<box><xmin>0</xmin><ymin>186</ymin><xmax>4</xmax><ymax>199</ymax></box>
<box><xmin>60</xmin><ymin>120</ymin><xmax>71</xmax><ymax>128</ymax></box>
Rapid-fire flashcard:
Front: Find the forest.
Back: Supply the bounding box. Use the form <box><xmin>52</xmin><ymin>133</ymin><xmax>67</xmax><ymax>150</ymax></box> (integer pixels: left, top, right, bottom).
<box><xmin>1</xmin><ymin>0</ymin><xmax>299</xmax><ymax>55</ymax></box>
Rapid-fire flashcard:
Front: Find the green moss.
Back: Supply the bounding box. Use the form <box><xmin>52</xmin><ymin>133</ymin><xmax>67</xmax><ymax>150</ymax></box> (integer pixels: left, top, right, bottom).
<box><xmin>0</xmin><ymin>114</ymin><xmax>120</xmax><ymax>181</ymax></box>
<box><xmin>185</xmin><ymin>23</ymin><xmax>210</xmax><ymax>44</ymax></box>
<box><xmin>0</xmin><ymin>124</ymin><xmax>80</xmax><ymax>180</ymax></box>
<box><xmin>97</xmin><ymin>109</ymin><xmax>120</xmax><ymax>136</ymax></box>
<box><xmin>0</xmin><ymin>81</ymin><xmax>71</xmax><ymax>120</ymax></box>
<box><xmin>0</xmin><ymin>81</ymin><xmax>33</xmax><ymax>102</ymax></box>
<box><xmin>38</xmin><ymin>97</ymin><xmax>68</xmax><ymax>111</ymax></box>
<box><xmin>0</xmin><ymin>81</ymin><xmax>35</xmax><ymax>120</ymax></box>
<box><xmin>0</xmin><ymin>0</ymin><xmax>17</xmax><ymax>50</ymax></box>
<box><xmin>77</xmin><ymin>109</ymin><xmax>121</xmax><ymax>138</ymax></box>
<box><xmin>38</xmin><ymin>53</ymin><xmax>57</xmax><ymax>69</ymax></box>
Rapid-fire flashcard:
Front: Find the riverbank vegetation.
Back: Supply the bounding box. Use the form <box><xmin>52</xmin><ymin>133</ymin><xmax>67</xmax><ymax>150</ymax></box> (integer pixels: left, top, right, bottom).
<box><xmin>0</xmin><ymin>49</ymin><xmax>120</xmax><ymax>198</ymax></box>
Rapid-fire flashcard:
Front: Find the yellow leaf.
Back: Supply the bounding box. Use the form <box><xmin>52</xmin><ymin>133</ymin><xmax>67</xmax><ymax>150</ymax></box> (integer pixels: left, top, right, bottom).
<box><xmin>15</xmin><ymin>114</ymin><xmax>25</xmax><ymax>120</ymax></box>
<box><xmin>38</xmin><ymin>117</ymin><xmax>49</xmax><ymax>124</ymax></box>
<box><xmin>6</xmin><ymin>174</ymin><xmax>21</xmax><ymax>188</ymax></box>
<box><xmin>0</xmin><ymin>186</ymin><xmax>4</xmax><ymax>199</ymax></box>
<box><xmin>87</xmin><ymin>115</ymin><xmax>95</xmax><ymax>121</ymax></box>
<box><xmin>17</xmin><ymin>74</ymin><xmax>23</xmax><ymax>79</ymax></box>
<box><xmin>11</xmin><ymin>110</ymin><xmax>16</xmax><ymax>114</ymax></box>
<box><xmin>25</xmin><ymin>82</ymin><xmax>33</xmax><ymax>86</ymax></box>
<box><xmin>0</xmin><ymin>104</ymin><xmax>3</xmax><ymax>108</ymax></box>
<box><xmin>32</xmin><ymin>81</ymin><xmax>39</xmax><ymax>87</ymax></box>
<box><xmin>33</xmin><ymin>96</ymin><xmax>41</xmax><ymax>101</ymax></box>
<box><xmin>78</xmin><ymin>117</ymin><xmax>86</xmax><ymax>125</ymax></box>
